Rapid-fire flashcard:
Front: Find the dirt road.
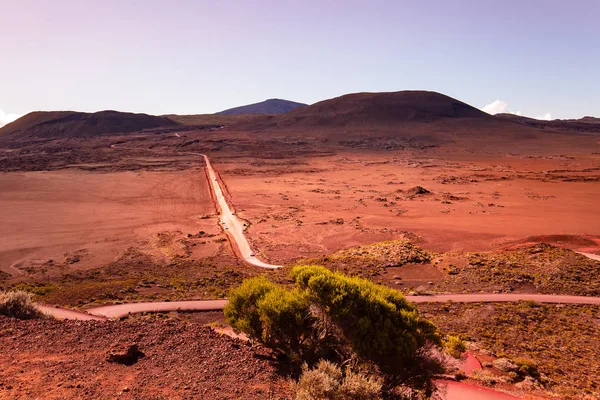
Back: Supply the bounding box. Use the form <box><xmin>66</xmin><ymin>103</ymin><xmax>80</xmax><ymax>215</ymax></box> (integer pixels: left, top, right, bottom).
<box><xmin>440</xmin><ymin>381</ymin><xmax>519</xmax><ymax>399</ymax></box>
<box><xmin>203</xmin><ymin>155</ymin><xmax>281</xmax><ymax>269</ymax></box>
<box><xmin>37</xmin><ymin>305</ymin><xmax>105</xmax><ymax>321</ymax></box>
<box><xmin>89</xmin><ymin>299</ymin><xmax>227</xmax><ymax>319</ymax></box>
<box><xmin>37</xmin><ymin>293</ymin><xmax>600</xmax><ymax>320</ymax></box>
<box><xmin>406</xmin><ymin>293</ymin><xmax>600</xmax><ymax>305</ymax></box>
<box><xmin>578</xmin><ymin>251</ymin><xmax>600</xmax><ymax>261</ymax></box>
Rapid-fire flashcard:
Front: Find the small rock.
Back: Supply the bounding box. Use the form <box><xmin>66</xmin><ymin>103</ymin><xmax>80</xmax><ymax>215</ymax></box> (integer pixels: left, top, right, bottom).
<box><xmin>492</xmin><ymin>357</ymin><xmax>518</xmax><ymax>372</ymax></box>
<box><xmin>107</xmin><ymin>343</ymin><xmax>145</xmax><ymax>365</ymax></box>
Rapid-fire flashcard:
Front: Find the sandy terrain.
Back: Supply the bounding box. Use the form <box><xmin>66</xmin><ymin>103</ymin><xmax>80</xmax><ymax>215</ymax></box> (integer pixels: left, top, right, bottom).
<box><xmin>0</xmin><ymin>168</ymin><xmax>219</xmax><ymax>277</ymax></box>
<box><xmin>216</xmin><ymin>149</ymin><xmax>600</xmax><ymax>262</ymax></box>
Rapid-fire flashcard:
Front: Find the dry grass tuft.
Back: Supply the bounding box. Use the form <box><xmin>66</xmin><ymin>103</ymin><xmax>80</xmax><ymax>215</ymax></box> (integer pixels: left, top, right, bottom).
<box><xmin>293</xmin><ymin>360</ymin><xmax>382</xmax><ymax>400</ymax></box>
<box><xmin>0</xmin><ymin>290</ymin><xmax>44</xmax><ymax>319</ymax></box>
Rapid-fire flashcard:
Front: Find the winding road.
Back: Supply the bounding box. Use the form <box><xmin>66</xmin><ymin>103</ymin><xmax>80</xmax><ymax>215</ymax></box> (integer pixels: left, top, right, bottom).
<box><xmin>38</xmin><ymin>293</ymin><xmax>600</xmax><ymax>321</ymax></box>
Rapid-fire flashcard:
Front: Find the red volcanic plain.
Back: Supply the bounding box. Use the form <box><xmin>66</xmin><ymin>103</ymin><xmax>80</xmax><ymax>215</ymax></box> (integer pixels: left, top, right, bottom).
<box><xmin>1</xmin><ymin>91</ymin><xmax>599</xmax><ymax>400</ymax></box>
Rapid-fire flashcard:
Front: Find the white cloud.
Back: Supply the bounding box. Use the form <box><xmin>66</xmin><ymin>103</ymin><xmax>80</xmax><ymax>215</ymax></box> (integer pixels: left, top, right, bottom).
<box><xmin>482</xmin><ymin>100</ymin><xmax>507</xmax><ymax>114</ymax></box>
<box><xmin>0</xmin><ymin>109</ymin><xmax>22</xmax><ymax>128</ymax></box>
<box><xmin>482</xmin><ymin>100</ymin><xmax>554</xmax><ymax>120</ymax></box>
<box><xmin>534</xmin><ymin>112</ymin><xmax>552</xmax><ymax>121</ymax></box>
<box><xmin>481</xmin><ymin>100</ymin><xmax>522</xmax><ymax>116</ymax></box>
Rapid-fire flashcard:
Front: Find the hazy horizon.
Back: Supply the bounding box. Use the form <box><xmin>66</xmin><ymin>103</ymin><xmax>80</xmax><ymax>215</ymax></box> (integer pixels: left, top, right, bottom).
<box><xmin>1</xmin><ymin>0</ymin><xmax>599</xmax><ymax>126</ymax></box>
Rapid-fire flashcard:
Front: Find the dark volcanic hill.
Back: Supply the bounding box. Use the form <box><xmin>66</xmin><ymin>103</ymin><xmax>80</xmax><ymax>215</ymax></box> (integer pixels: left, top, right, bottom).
<box><xmin>253</xmin><ymin>91</ymin><xmax>493</xmax><ymax>129</ymax></box>
<box><xmin>0</xmin><ymin>110</ymin><xmax>178</xmax><ymax>139</ymax></box>
<box><xmin>217</xmin><ymin>98</ymin><xmax>307</xmax><ymax>115</ymax></box>
<box><xmin>229</xmin><ymin>91</ymin><xmax>570</xmax><ymax>151</ymax></box>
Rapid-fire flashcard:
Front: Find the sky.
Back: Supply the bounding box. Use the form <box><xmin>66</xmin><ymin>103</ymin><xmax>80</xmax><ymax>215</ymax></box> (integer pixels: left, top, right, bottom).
<box><xmin>1</xmin><ymin>0</ymin><xmax>599</xmax><ymax>126</ymax></box>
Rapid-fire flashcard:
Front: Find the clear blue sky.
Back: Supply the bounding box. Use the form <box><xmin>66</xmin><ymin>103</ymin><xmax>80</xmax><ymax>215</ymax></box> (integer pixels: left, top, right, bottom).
<box><xmin>1</xmin><ymin>0</ymin><xmax>599</xmax><ymax>125</ymax></box>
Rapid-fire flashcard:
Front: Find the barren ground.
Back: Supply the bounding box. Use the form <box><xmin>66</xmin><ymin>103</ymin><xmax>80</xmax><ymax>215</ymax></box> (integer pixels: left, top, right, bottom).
<box><xmin>216</xmin><ymin>150</ymin><xmax>600</xmax><ymax>261</ymax></box>
<box><xmin>0</xmin><ymin>168</ymin><xmax>216</xmax><ymax>272</ymax></box>
<box><xmin>1</xmin><ymin>135</ymin><xmax>599</xmax><ymax>306</ymax></box>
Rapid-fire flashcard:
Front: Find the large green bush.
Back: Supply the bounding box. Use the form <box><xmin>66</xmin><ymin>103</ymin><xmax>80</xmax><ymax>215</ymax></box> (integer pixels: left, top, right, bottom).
<box><xmin>292</xmin><ymin>265</ymin><xmax>443</xmax><ymax>396</ymax></box>
<box><xmin>224</xmin><ymin>276</ymin><xmax>340</xmax><ymax>363</ymax></box>
<box><xmin>225</xmin><ymin>267</ymin><xmax>444</xmax><ymax>398</ymax></box>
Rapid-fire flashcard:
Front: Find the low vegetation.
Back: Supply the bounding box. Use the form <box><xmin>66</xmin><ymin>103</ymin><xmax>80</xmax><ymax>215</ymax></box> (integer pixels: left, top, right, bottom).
<box><xmin>443</xmin><ymin>335</ymin><xmax>466</xmax><ymax>359</ymax></box>
<box><xmin>293</xmin><ymin>360</ymin><xmax>382</xmax><ymax>400</ymax></box>
<box><xmin>0</xmin><ymin>290</ymin><xmax>43</xmax><ymax>319</ymax></box>
<box><xmin>2</xmin><ymin>248</ymin><xmax>289</xmax><ymax>307</ymax></box>
<box><xmin>438</xmin><ymin>244</ymin><xmax>600</xmax><ymax>295</ymax></box>
<box><xmin>300</xmin><ymin>240</ymin><xmax>432</xmax><ymax>278</ymax></box>
<box><xmin>225</xmin><ymin>266</ymin><xmax>447</xmax><ymax>399</ymax></box>
<box><xmin>419</xmin><ymin>301</ymin><xmax>600</xmax><ymax>399</ymax></box>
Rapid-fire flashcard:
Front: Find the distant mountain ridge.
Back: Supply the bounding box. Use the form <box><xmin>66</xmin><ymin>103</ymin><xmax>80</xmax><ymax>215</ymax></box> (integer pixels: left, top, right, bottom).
<box><xmin>495</xmin><ymin>113</ymin><xmax>600</xmax><ymax>133</ymax></box>
<box><xmin>249</xmin><ymin>91</ymin><xmax>493</xmax><ymax>130</ymax></box>
<box><xmin>0</xmin><ymin>110</ymin><xmax>178</xmax><ymax>139</ymax></box>
<box><xmin>216</xmin><ymin>99</ymin><xmax>307</xmax><ymax>115</ymax></box>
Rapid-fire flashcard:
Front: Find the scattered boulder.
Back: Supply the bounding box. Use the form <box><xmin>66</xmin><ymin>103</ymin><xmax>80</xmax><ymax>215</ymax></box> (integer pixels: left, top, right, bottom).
<box><xmin>492</xmin><ymin>357</ymin><xmax>518</xmax><ymax>372</ymax></box>
<box><xmin>107</xmin><ymin>343</ymin><xmax>145</xmax><ymax>365</ymax></box>
<box><xmin>515</xmin><ymin>376</ymin><xmax>543</xmax><ymax>390</ymax></box>
<box><xmin>406</xmin><ymin>186</ymin><xmax>430</xmax><ymax>197</ymax></box>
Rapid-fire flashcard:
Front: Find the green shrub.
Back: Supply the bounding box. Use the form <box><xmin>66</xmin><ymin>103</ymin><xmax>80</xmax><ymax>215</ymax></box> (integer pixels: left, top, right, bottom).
<box><xmin>294</xmin><ymin>360</ymin><xmax>382</xmax><ymax>400</ymax></box>
<box><xmin>226</xmin><ymin>266</ymin><xmax>444</xmax><ymax>397</ymax></box>
<box><xmin>292</xmin><ymin>265</ymin><xmax>442</xmax><ymax>394</ymax></box>
<box><xmin>444</xmin><ymin>335</ymin><xmax>466</xmax><ymax>359</ymax></box>
<box><xmin>224</xmin><ymin>276</ymin><xmax>277</xmax><ymax>340</ymax></box>
<box><xmin>225</xmin><ymin>277</ymin><xmax>340</xmax><ymax>363</ymax></box>
<box><xmin>0</xmin><ymin>290</ymin><xmax>43</xmax><ymax>319</ymax></box>
<box><xmin>256</xmin><ymin>287</ymin><xmax>312</xmax><ymax>361</ymax></box>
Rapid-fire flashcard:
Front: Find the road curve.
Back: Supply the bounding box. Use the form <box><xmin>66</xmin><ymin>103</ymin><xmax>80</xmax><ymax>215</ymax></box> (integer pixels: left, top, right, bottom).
<box><xmin>577</xmin><ymin>251</ymin><xmax>600</xmax><ymax>262</ymax></box>
<box><xmin>440</xmin><ymin>381</ymin><xmax>519</xmax><ymax>400</ymax></box>
<box><xmin>202</xmin><ymin>154</ymin><xmax>282</xmax><ymax>269</ymax></box>
<box><xmin>37</xmin><ymin>305</ymin><xmax>106</xmax><ymax>321</ymax></box>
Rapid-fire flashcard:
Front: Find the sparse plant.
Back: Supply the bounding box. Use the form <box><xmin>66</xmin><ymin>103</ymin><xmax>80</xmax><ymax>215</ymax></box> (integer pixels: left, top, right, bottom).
<box><xmin>514</xmin><ymin>357</ymin><xmax>540</xmax><ymax>379</ymax></box>
<box><xmin>293</xmin><ymin>360</ymin><xmax>382</xmax><ymax>400</ymax></box>
<box><xmin>444</xmin><ymin>335</ymin><xmax>466</xmax><ymax>359</ymax></box>
<box><xmin>0</xmin><ymin>290</ymin><xmax>43</xmax><ymax>319</ymax></box>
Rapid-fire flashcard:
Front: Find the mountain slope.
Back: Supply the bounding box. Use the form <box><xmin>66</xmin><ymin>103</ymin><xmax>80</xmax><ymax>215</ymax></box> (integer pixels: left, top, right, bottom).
<box><xmin>217</xmin><ymin>99</ymin><xmax>307</xmax><ymax>115</ymax></box>
<box><xmin>255</xmin><ymin>91</ymin><xmax>492</xmax><ymax>129</ymax></box>
<box><xmin>0</xmin><ymin>110</ymin><xmax>178</xmax><ymax>139</ymax></box>
<box><xmin>225</xmin><ymin>91</ymin><xmax>567</xmax><ymax>151</ymax></box>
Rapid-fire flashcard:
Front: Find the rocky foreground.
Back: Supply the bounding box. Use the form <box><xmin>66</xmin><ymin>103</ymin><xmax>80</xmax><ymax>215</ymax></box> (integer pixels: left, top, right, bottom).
<box><xmin>0</xmin><ymin>316</ymin><xmax>290</xmax><ymax>399</ymax></box>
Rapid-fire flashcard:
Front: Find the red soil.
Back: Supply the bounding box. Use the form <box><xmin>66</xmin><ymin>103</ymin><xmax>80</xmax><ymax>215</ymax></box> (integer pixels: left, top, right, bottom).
<box><xmin>0</xmin><ymin>169</ymin><xmax>219</xmax><ymax>278</ymax></box>
<box><xmin>0</xmin><ymin>316</ymin><xmax>291</xmax><ymax>399</ymax></box>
